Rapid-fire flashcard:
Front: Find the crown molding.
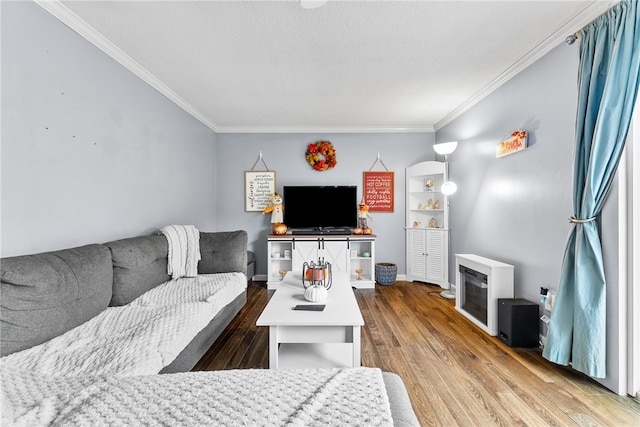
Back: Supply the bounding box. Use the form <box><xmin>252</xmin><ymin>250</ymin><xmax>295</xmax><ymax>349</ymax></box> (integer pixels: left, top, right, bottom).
<box><xmin>36</xmin><ymin>0</ymin><xmax>615</xmax><ymax>136</ymax></box>
<box><xmin>34</xmin><ymin>0</ymin><xmax>432</xmax><ymax>135</ymax></box>
<box><xmin>434</xmin><ymin>0</ymin><xmax>617</xmax><ymax>131</ymax></box>
<box><xmin>216</xmin><ymin>125</ymin><xmax>435</xmax><ymax>134</ymax></box>
<box><xmin>35</xmin><ymin>0</ymin><xmax>220</xmax><ymax>133</ymax></box>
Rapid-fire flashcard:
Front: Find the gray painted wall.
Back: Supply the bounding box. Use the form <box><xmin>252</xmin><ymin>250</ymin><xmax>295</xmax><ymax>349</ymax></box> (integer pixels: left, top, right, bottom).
<box><xmin>437</xmin><ymin>43</ymin><xmax>623</xmax><ymax>393</ymax></box>
<box><xmin>1</xmin><ymin>2</ymin><xmax>218</xmax><ymax>257</ymax></box>
<box><xmin>436</xmin><ymin>43</ymin><xmax>576</xmax><ymax>303</ymax></box>
<box><xmin>2</xmin><ymin>0</ymin><xmax>624</xmax><ymax>393</ymax></box>
<box><xmin>215</xmin><ymin>132</ymin><xmax>434</xmax><ymax>275</ymax></box>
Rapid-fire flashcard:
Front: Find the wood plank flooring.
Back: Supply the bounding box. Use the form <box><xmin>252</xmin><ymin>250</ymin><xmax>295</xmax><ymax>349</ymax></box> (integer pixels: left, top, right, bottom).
<box><xmin>194</xmin><ymin>280</ymin><xmax>640</xmax><ymax>426</ymax></box>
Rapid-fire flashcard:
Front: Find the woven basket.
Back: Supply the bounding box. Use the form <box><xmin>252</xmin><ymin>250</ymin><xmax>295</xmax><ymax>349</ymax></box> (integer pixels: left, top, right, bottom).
<box><xmin>375</xmin><ymin>263</ymin><xmax>397</xmax><ymax>286</ymax></box>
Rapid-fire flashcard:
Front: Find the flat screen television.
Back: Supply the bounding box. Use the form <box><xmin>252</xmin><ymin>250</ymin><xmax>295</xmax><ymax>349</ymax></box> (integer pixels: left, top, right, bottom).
<box><xmin>283</xmin><ymin>186</ymin><xmax>357</xmax><ymax>232</ymax></box>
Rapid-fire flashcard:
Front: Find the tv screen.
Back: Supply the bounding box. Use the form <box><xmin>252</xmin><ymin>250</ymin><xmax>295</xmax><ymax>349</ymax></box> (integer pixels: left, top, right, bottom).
<box><xmin>283</xmin><ymin>186</ymin><xmax>357</xmax><ymax>230</ymax></box>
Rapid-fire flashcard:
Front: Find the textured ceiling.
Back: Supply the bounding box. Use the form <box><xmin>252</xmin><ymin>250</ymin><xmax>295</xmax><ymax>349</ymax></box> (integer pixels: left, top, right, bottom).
<box><xmin>47</xmin><ymin>0</ymin><xmax>615</xmax><ymax>132</ymax></box>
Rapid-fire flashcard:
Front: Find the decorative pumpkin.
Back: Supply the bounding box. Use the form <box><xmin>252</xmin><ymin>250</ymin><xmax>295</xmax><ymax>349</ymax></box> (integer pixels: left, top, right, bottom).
<box><xmin>304</xmin><ymin>267</ymin><xmax>328</xmax><ymax>281</ymax></box>
<box><xmin>272</xmin><ymin>223</ymin><xmax>287</xmax><ymax>235</ymax></box>
<box><xmin>304</xmin><ymin>285</ymin><xmax>328</xmax><ymax>302</ymax></box>
<box><xmin>302</xmin><ymin>260</ymin><xmax>332</xmax><ymax>290</ymax></box>
<box><xmin>363</xmin><ymin>227</ymin><xmax>373</xmax><ymax>235</ymax></box>
<box><xmin>353</xmin><ymin>227</ymin><xmax>363</xmax><ymax>235</ymax></box>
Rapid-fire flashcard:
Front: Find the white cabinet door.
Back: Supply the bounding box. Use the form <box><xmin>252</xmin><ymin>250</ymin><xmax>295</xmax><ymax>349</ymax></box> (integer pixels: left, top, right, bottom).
<box><xmin>292</xmin><ymin>240</ymin><xmax>321</xmax><ymax>271</ymax></box>
<box><xmin>408</xmin><ymin>229</ymin><xmax>427</xmax><ymax>281</ymax></box>
<box><xmin>323</xmin><ymin>240</ymin><xmax>348</xmax><ymax>274</ymax></box>
<box><xmin>293</xmin><ymin>239</ymin><xmax>348</xmax><ymax>274</ymax></box>
<box><xmin>425</xmin><ymin>230</ymin><xmax>445</xmax><ymax>284</ymax></box>
<box><xmin>407</xmin><ymin>229</ymin><xmax>446</xmax><ymax>286</ymax></box>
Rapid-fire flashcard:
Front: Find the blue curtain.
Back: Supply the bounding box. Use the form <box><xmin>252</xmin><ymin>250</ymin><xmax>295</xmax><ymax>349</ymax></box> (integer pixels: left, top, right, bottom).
<box><xmin>542</xmin><ymin>0</ymin><xmax>640</xmax><ymax>378</ymax></box>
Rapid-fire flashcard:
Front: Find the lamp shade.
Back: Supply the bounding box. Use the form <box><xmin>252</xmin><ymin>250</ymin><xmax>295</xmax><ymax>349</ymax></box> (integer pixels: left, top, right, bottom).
<box><xmin>441</xmin><ymin>181</ymin><xmax>458</xmax><ymax>195</ymax></box>
<box><xmin>433</xmin><ymin>141</ymin><xmax>458</xmax><ymax>156</ymax></box>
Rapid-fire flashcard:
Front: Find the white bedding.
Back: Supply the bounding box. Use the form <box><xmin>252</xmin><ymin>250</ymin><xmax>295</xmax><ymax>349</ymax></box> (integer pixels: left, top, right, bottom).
<box><xmin>1</xmin><ymin>367</ymin><xmax>393</xmax><ymax>427</ymax></box>
<box><xmin>131</xmin><ymin>272</ymin><xmax>246</xmax><ymax>307</ymax></box>
<box><xmin>0</xmin><ymin>273</ymin><xmax>246</xmax><ymax>378</ymax></box>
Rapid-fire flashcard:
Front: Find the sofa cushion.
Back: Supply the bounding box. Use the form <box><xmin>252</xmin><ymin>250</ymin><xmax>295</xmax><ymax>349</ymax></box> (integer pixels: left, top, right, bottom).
<box><xmin>105</xmin><ymin>235</ymin><xmax>171</xmax><ymax>307</ymax></box>
<box><xmin>199</xmin><ymin>230</ymin><xmax>248</xmax><ymax>276</ymax></box>
<box><xmin>0</xmin><ymin>244</ymin><xmax>113</xmax><ymax>356</ymax></box>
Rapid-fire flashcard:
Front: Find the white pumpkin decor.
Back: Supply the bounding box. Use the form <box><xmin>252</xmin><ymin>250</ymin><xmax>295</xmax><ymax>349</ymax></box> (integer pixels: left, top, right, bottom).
<box><xmin>304</xmin><ymin>285</ymin><xmax>328</xmax><ymax>302</ymax></box>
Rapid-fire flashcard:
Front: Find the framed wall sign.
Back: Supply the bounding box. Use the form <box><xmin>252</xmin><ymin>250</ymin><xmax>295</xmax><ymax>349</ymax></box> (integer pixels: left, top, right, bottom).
<box><xmin>363</xmin><ymin>171</ymin><xmax>394</xmax><ymax>212</ymax></box>
<box><xmin>245</xmin><ymin>170</ymin><xmax>276</xmax><ymax>212</ymax></box>
<box><xmin>497</xmin><ymin>130</ymin><xmax>528</xmax><ymax>158</ymax></box>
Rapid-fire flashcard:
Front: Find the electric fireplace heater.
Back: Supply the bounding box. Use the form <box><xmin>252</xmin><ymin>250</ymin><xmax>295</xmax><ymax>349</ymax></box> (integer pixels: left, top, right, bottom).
<box><xmin>455</xmin><ymin>254</ymin><xmax>514</xmax><ymax>336</ymax></box>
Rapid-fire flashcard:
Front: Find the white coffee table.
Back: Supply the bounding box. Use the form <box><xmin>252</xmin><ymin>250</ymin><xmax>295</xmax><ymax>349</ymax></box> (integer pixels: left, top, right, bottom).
<box><xmin>256</xmin><ymin>271</ymin><xmax>364</xmax><ymax>369</ymax></box>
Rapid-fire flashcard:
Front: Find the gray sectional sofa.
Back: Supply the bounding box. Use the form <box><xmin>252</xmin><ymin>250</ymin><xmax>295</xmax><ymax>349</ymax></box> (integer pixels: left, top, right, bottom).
<box><xmin>0</xmin><ymin>230</ymin><xmax>248</xmax><ymax>371</ymax></box>
<box><xmin>0</xmin><ymin>229</ymin><xmax>420</xmax><ymax>426</ymax></box>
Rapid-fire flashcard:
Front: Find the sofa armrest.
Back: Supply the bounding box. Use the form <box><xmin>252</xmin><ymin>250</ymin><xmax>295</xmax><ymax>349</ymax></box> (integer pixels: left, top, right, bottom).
<box><xmin>198</xmin><ymin>230</ymin><xmax>248</xmax><ymax>276</ymax></box>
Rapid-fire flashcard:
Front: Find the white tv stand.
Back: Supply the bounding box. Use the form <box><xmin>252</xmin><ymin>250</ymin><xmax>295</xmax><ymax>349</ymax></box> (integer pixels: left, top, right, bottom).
<box><xmin>266</xmin><ymin>235</ymin><xmax>376</xmax><ymax>290</ymax></box>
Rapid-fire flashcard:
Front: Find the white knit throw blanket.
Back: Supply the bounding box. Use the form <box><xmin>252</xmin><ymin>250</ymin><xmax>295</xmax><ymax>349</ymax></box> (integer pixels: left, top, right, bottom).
<box><xmin>0</xmin><ymin>274</ymin><xmax>246</xmax><ymax>378</ymax></box>
<box><xmin>1</xmin><ymin>368</ymin><xmax>393</xmax><ymax>426</ymax></box>
<box><xmin>159</xmin><ymin>225</ymin><xmax>201</xmax><ymax>278</ymax></box>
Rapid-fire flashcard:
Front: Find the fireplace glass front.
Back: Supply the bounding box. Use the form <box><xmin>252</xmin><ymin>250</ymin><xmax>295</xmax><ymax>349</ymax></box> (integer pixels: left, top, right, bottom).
<box><xmin>459</xmin><ymin>265</ymin><xmax>488</xmax><ymax>326</ymax></box>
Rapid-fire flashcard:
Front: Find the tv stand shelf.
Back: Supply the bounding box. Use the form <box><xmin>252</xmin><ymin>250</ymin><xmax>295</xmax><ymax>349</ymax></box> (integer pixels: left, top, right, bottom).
<box><xmin>290</xmin><ymin>228</ymin><xmax>353</xmax><ymax>235</ymax></box>
<box><xmin>266</xmin><ymin>234</ymin><xmax>376</xmax><ymax>290</ymax></box>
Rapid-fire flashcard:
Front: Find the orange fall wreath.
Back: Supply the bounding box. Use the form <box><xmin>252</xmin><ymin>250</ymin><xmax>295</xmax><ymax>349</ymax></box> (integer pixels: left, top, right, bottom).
<box><xmin>305</xmin><ymin>141</ymin><xmax>337</xmax><ymax>171</ymax></box>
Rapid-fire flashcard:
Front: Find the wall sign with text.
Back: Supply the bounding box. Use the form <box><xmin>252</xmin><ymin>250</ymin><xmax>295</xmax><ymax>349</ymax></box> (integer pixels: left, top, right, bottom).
<box><xmin>363</xmin><ymin>171</ymin><xmax>394</xmax><ymax>212</ymax></box>
<box><xmin>245</xmin><ymin>171</ymin><xmax>276</xmax><ymax>212</ymax></box>
<box><xmin>496</xmin><ymin>130</ymin><xmax>528</xmax><ymax>158</ymax></box>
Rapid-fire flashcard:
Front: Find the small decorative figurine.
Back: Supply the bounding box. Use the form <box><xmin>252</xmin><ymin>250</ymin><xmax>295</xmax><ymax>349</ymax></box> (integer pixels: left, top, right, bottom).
<box><xmin>428</xmin><ymin>218</ymin><xmax>437</xmax><ymax>228</ymax></box>
<box><xmin>434</xmin><ymin>200</ymin><xmax>440</xmax><ymax>210</ymax></box>
<box><xmin>263</xmin><ymin>193</ymin><xmax>287</xmax><ymax>235</ymax></box>
<box><xmin>413</xmin><ymin>221</ymin><xmax>421</xmax><ymax>227</ymax></box>
<box><xmin>418</xmin><ymin>202</ymin><xmax>423</xmax><ymax>210</ymax></box>
<box><xmin>426</xmin><ymin>199</ymin><xmax>434</xmax><ymax>210</ymax></box>
<box><xmin>426</xmin><ymin>179</ymin><xmax>434</xmax><ymax>191</ymax></box>
<box><xmin>357</xmin><ymin>198</ymin><xmax>374</xmax><ymax>234</ymax></box>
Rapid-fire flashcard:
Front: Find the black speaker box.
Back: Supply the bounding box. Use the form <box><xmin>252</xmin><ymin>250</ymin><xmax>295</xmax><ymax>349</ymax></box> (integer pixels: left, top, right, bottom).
<box><xmin>498</xmin><ymin>298</ymin><xmax>539</xmax><ymax>348</ymax></box>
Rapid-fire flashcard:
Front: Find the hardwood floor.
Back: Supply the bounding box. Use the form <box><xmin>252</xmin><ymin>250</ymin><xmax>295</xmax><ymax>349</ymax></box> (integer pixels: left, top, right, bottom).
<box><xmin>194</xmin><ymin>280</ymin><xmax>640</xmax><ymax>426</ymax></box>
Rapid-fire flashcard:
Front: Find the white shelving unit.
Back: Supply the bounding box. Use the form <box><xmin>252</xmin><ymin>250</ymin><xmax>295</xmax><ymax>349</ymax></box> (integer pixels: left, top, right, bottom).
<box><xmin>347</xmin><ymin>239</ymin><xmax>376</xmax><ymax>284</ymax></box>
<box><xmin>405</xmin><ymin>161</ymin><xmax>449</xmax><ymax>288</ymax></box>
<box><xmin>266</xmin><ymin>235</ymin><xmax>376</xmax><ymax>290</ymax></box>
<box><xmin>266</xmin><ymin>239</ymin><xmax>293</xmax><ymax>283</ymax></box>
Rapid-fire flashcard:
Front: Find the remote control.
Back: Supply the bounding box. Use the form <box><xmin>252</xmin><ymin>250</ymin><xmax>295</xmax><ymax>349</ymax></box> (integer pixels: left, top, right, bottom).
<box><xmin>293</xmin><ymin>304</ymin><xmax>325</xmax><ymax>311</ymax></box>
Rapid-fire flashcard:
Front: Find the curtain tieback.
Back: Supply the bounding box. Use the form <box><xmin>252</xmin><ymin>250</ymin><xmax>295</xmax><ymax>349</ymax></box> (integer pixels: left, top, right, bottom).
<box><xmin>568</xmin><ymin>216</ymin><xmax>596</xmax><ymax>223</ymax></box>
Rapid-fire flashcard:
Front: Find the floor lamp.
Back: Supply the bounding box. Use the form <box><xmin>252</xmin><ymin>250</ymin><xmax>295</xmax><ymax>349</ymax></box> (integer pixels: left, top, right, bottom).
<box><xmin>433</xmin><ymin>141</ymin><xmax>457</xmax><ymax>300</ymax></box>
